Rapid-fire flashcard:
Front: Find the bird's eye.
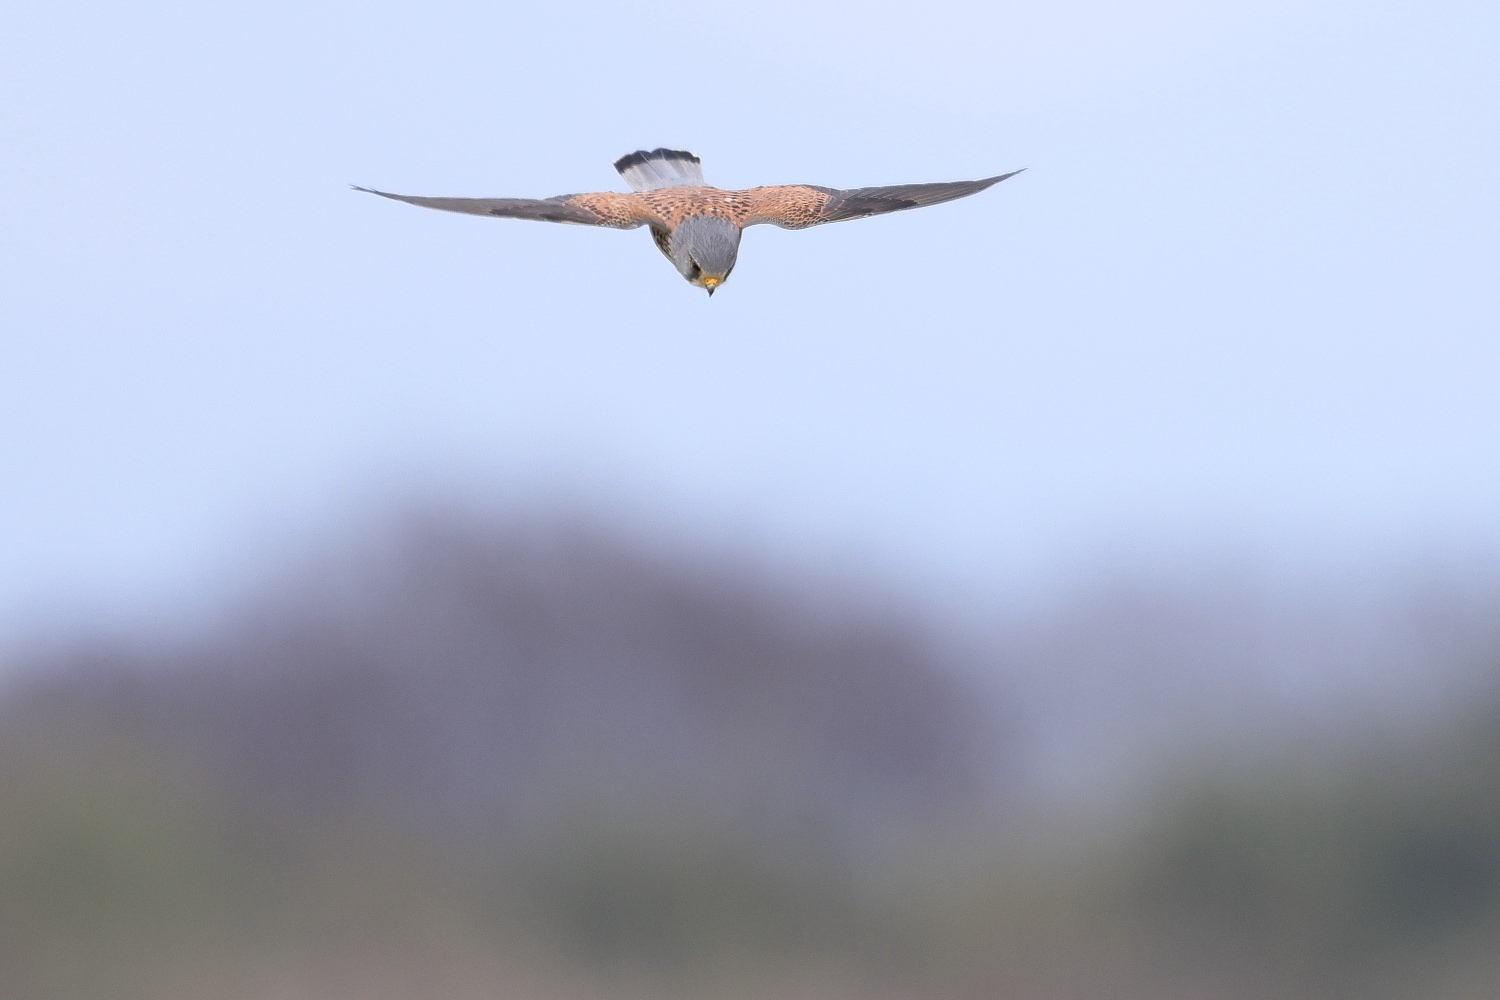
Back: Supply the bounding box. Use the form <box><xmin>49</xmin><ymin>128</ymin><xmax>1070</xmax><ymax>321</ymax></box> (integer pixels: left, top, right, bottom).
<box><xmin>686</xmin><ymin>261</ymin><xmax>702</xmax><ymax>280</ymax></box>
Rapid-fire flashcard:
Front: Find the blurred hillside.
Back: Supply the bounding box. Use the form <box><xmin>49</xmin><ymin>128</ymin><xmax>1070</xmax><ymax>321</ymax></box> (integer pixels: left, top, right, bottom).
<box><xmin>3</xmin><ymin>509</ymin><xmax>992</xmax><ymax>850</ymax></box>
<box><xmin>2</xmin><ymin>507</ymin><xmax>1499</xmax><ymax>999</ymax></box>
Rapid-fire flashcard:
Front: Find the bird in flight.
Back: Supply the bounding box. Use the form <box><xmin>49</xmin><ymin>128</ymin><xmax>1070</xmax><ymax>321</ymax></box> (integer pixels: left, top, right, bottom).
<box><xmin>356</xmin><ymin>149</ymin><xmax>1023</xmax><ymax>295</ymax></box>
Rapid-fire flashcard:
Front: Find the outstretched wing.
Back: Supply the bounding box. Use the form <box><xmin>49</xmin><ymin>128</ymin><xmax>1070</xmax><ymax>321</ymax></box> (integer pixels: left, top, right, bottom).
<box><xmin>742</xmin><ymin>169</ymin><xmax>1024</xmax><ymax>230</ymax></box>
<box><xmin>353</xmin><ymin>187</ymin><xmax>660</xmax><ymax>229</ymax></box>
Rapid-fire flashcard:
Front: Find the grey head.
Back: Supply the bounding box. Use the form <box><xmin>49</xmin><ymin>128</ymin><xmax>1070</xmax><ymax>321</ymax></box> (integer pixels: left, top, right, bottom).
<box><xmin>670</xmin><ymin>215</ymin><xmax>741</xmax><ymax>295</ymax></box>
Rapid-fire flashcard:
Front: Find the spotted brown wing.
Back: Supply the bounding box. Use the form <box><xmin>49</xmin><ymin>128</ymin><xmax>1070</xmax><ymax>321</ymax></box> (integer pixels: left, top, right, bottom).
<box><xmin>353</xmin><ymin>187</ymin><xmax>658</xmax><ymax>229</ymax></box>
<box><xmin>743</xmin><ymin>170</ymin><xmax>1024</xmax><ymax>229</ymax></box>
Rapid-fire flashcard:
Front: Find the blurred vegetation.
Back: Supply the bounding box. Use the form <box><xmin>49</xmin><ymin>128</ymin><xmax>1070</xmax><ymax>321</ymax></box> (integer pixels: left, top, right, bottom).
<box><xmin>2</xmin><ymin>511</ymin><xmax>1499</xmax><ymax>998</ymax></box>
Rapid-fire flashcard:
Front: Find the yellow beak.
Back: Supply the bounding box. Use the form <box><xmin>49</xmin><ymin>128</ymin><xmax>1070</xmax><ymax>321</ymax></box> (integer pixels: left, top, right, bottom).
<box><xmin>702</xmin><ymin>276</ymin><xmax>721</xmax><ymax>289</ymax></box>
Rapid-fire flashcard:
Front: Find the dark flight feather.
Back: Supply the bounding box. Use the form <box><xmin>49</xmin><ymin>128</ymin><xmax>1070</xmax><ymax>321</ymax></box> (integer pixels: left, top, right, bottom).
<box><xmin>811</xmin><ymin>169</ymin><xmax>1025</xmax><ymax>224</ymax></box>
<box><xmin>351</xmin><ymin>186</ymin><xmax>608</xmax><ymax>226</ymax></box>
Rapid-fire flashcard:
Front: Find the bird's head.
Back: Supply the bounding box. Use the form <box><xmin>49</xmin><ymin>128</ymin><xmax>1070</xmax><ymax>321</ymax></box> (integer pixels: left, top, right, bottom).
<box><xmin>670</xmin><ymin>215</ymin><xmax>741</xmax><ymax>296</ymax></box>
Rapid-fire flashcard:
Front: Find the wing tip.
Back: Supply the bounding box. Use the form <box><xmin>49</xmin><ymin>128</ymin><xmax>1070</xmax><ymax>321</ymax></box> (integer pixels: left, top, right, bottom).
<box><xmin>979</xmin><ymin>168</ymin><xmax>1027</xmax><ymax>187</ymax></box>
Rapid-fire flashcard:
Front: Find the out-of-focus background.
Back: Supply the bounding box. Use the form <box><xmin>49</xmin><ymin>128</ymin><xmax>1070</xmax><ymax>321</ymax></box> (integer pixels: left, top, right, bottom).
<box><xmin>3</xmin><ymin>1</ymin><xmax>1499</xmax><ymax>997</ymax></box>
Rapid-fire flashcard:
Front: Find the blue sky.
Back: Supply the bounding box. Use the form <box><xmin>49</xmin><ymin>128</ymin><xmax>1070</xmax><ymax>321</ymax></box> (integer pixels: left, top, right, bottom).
<box><xmin>2</xmin><ymin>0</ymin><xmax>1497</xmax><ymax>645</ymax></box>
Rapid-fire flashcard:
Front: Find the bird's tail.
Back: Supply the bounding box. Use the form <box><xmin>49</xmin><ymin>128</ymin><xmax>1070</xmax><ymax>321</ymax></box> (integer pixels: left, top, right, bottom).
<box><xmin>614</xmin><ymin>148</ymin><xmax>705</xmax><ymax>191</ymax></box>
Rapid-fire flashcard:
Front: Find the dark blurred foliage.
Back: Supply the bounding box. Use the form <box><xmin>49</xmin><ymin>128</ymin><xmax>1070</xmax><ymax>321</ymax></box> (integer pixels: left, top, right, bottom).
<box><xmin>2</xmin><ymin>507</ymin><xmax>1499</xmax><ymax>999</ymax></box>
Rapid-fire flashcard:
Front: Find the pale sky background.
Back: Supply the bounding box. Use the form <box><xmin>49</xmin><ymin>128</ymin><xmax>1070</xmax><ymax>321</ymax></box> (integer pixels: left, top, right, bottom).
<box><xmin>2</xmin><ymin>0</ymin><xmax>1497</xmax><ymax>648</ymax></box>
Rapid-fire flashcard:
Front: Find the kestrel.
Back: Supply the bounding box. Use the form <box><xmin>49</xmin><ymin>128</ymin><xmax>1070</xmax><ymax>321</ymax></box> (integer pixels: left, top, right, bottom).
<box><xmin>356</xmin><ymin>149</ymin><xmax>1023</xmax><ymax>295</ymax></box>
